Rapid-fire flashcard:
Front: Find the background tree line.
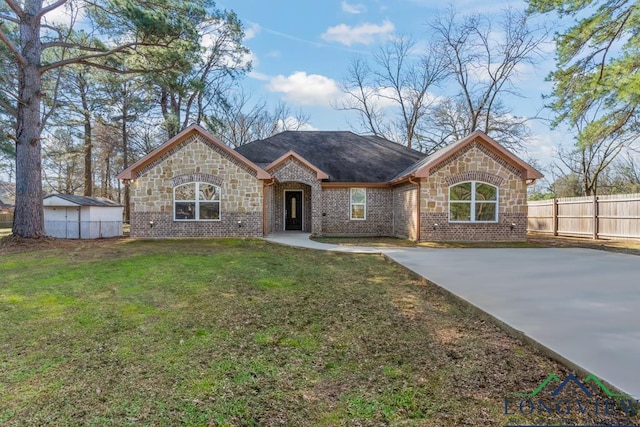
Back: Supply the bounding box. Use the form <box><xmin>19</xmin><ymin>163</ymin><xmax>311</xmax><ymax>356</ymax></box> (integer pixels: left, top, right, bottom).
<box><xmin>1</xmin><ymin>0</ymin><xmax>639</xmax><ymax>237</ymax></box>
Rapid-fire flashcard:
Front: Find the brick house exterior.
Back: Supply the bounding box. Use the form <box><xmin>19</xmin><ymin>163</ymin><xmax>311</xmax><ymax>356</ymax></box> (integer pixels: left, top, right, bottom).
<box><xmin>118</xmin><ymin>125</ymin><xmax>542</xmax><ymax>241</ymax></box>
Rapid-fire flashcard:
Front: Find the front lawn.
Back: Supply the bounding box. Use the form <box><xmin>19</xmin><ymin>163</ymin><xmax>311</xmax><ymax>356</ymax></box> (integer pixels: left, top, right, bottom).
<box><xmin>0</xmin><ymin>238</ymin><xmax>636</xmax><ymax>426</ymax></box>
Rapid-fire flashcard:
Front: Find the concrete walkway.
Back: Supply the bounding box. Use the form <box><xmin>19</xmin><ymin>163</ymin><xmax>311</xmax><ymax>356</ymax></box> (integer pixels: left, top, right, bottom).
<box><xmin>265</xmin><ymin>233</ymin><xmax>640</xmax><ymax>398</ymax></box>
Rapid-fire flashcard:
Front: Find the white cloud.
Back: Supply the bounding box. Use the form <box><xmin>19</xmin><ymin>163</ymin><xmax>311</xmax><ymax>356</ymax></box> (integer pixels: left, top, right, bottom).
<box><xmin>244</xmin><ymin>23</ymin><xmax>260</xmax><ymax>41</ymax></box>
<box><xmin>341</xmin><ymin>1</ymin><xmax>367</xmax><ymax>14</ymax></box>
<box><xmin>321</xmin><ymin>20</ymin><xmax>395</xmax><ymax>46</ymax></box>
<box><xmin>248</xmin><ymin>71</ymin><xmax>270</xmax><ymax>81</ymax></box>
<box><xmin>277</xmin><ymin>117</ymin><xmax>319</xmax><ymax>132</ymax></box>
<box><xmin>267</xmin><ymin>72</ymin><xmax>341</xmax><ymax>106</ymax></box>
<box><xmin>42</xmin><ymin>2</ymin><xmax>85</xmax><ymax>27</ymax></box>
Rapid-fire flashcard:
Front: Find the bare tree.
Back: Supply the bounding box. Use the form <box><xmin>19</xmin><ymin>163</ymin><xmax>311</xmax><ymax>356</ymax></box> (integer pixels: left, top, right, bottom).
<box><xmin>208</xmin><ymin>90</ymin><xmax>311</xmax><ymax>148</ymax></box>
<box><xmin>339</xmin><ymin>37</ymin><xmax>448</xmax><ymax>150</ymax></box>
<box><xmin>555</xmin><ymin>107</ymin><xmax>638</xmax><ymax>196</ymax></box>
<box><xmin>428</xmin><ymin>7</ymin><xmax>547</xmax><ymax>152</ymax></box>
<box><xmin>42</xmin><ymin>127</ymin><xmax>83</xmax><ymax>195</ymax></box>
<box><xmin>612</xmin><ymin>152</ymin><xmax>640</xmax><ymax>194</ymax></box>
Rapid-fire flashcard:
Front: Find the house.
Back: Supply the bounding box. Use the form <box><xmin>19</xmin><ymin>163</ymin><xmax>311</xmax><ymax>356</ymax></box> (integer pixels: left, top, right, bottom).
<box><xmin>117</xmin><ymin>125</ymin><xmax>542</xmax><ymax>241</ymax></box>
<box><xmin>43</xmin><ymin>194</ymin><xmax>124</xmax><ymax>239</ymax></box>
<box><xmin>0</xmin><ymin>181</ymin><xmax>15</xmax><ymax>215</ymax></box>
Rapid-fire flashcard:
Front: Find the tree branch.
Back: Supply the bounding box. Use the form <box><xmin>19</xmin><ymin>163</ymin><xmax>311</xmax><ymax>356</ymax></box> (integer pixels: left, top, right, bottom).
<box><xmin>39</xmin><ymin>42</ymin><xmax>158</xmax><ymax>73</ymax></box>
<box><xmin>0</xmin><ymin>23</ymin><xmax>28</xmax><ymax>66</ymax></box>
<box><xmin>3</xmin><ymin>0</ymin><xmax>24</xmax><ymax>19</ymax></box>
<box><xmin>0</xmin><ymin>13</ymin><xmax>20</xmax><ymax>24</ymax></box>
<box><xmin>35</xmin><ymin>0</ymin><xmax>68</xmax><ymax>21</ymax></box>
<box><xmin>42</xmin><ymin>41</ymin><xmax>115</xmax><ymax>51</ymax></box>
<box><xmin>0</xmin><ymin>95</ymin><xmax>17</xmax><ymax>116</ymax></box>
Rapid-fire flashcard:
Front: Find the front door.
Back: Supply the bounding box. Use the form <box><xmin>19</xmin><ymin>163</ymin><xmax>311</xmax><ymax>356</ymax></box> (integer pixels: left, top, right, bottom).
<box><xmin>284</xmin><ymin>191</ymin><xmax>303</xmax><ymax>231</ymax></box>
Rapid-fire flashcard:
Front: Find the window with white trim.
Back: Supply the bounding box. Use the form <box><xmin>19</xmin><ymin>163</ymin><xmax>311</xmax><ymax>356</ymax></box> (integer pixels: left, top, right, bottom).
<box><xmin>174</xmin><ymin>182</ymin><xmax>221</xmax><ymax>221</ymax></box>
<box><xmin>449</xmin><ymin>181</ymin><xmax>498</xmax><ymax>222</ymax></box>
<box><xmin>350</xmin><ymin>188</ymin><xmax>366</xmax><ymax>220</ymax></box>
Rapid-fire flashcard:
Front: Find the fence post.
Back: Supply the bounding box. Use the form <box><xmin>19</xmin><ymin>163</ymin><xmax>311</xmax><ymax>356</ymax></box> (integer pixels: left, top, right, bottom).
<box><xmin>552</xmin><ymin>198</ymin><xmax>558</xmax><ymax>236</ymax></box>
<box><xmin>593</xmin><ymin>195</ymin><xmax>598</xmax><ymax>240</ymax></box>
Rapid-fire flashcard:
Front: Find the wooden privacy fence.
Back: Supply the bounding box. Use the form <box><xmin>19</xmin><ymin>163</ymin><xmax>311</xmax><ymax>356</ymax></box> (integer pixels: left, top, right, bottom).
<box><xmin>527</xmin><ymin>193</ymin><xmax>640</xmax><ymax>240</ymax></box>
<box><xmin>0</xmin><ymin>213</ymin><xmax>12</xmax><ymax>228</ymax></box>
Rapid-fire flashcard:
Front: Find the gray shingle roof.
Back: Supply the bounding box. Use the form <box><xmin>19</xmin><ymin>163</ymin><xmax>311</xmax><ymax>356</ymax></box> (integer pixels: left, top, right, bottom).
<box><xmin>44</xmin><ymin>194</ymin><xmax>123</xmax><ymax>207</ymax></box>
<box><xmin>235</xmin><ymin>131</ymin><xmax>426</xmax><ymax>182</ymax></box>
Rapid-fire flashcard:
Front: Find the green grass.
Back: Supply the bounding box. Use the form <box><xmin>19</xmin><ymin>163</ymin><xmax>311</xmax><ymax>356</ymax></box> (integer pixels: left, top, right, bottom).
<box><xmin>312</xmin><ymin>235</ymin><xmax>544</xmax><ymax>248</ymax></box>
<box><xmin>311</xmin><ymin>236</ymin><xmax>418</xmax><ymax>247</ymax></box>
<box><xmin>0</xmin><ymin>238</ymin><xmax>636</xmax><ymax>426</ymax></box>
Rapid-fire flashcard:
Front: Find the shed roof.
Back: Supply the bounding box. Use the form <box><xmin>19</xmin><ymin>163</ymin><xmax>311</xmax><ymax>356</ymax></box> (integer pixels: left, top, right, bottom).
<box><xmin>44</xmin><ymin>194</ymin><xmax>123</xmax><ymax>207</ymax></box>
<box><xmin>235</xmin><ymin>131</ymin><xmax>426</xmax><ymax>182</ymax></box>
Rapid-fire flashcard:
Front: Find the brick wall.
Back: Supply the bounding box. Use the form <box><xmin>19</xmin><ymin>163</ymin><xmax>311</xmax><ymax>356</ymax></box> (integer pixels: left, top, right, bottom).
<box><xmin>129</xmin><ymin>134</ymin><xmax>263</xmax><ymax>238</ymax></box>
<box><xmin>421</xmin><ymin>212</ymin><xmax>527</xmax><ymax>242</ymax></box>
<box><xmin>392</xmin><ymin>183</ymin><xmax>418</xmax><ymax>240</ymax></box>
<box><xmin>269</xmin><ymin>159</ymin><xmax>322</xmax><ymax>235</ymax></box>
<box><xmin>264</xmin><ymin>185</ymin><xmax>274</xmax><ymax>235</ymax></box>
<box><xmin>419</xmin><ymin>138</ymin><xmax>528</xmax><ymax>241</ymax></box>
<box><xmin>272</xmin><ymin>182</ymin><xmax>312</xmax><ymax>232</ymax></box>
<box><xmin>132</xmin><ymin>211</ymin><xmax>262</xmax><ymax>238</ymax></box>
<box><xmin>321</xmin><ymin>187</ymin><xmax>393</xmax><ymax>236</ymax></box>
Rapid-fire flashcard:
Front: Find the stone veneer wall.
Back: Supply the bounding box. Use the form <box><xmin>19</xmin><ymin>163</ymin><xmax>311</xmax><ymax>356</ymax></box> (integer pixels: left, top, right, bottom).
<box><xmin>419</xmin><ymin>139</ymin><xmax>528</xmax><ymax>241</ymax></box>
<box><xmin>321</xmin><ymin>187</ymin><xmax>393</xmax><ymax>236</ymax></box>
<box><xmin>269</xmin><ymin>158</ymin><xmax>322</xmax><ymax>235</ymax></box>
<box><xmin>129</xmin><ymin>134</ymin><xmax>263</xmax><ymax>238</ymax></box>
<box><xmin>392</xmin><ymin>183</ymin><xmax>418</xmax><ymax>240</ymax></box>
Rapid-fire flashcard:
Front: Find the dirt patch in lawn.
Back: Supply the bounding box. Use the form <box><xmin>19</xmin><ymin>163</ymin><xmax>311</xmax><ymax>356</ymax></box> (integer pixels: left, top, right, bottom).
<box><xmin>1</xmin><ymin>239</ymin><xmax>638</xmax><ymax>426</ymax></box>
<box><xmin>527</xmin><ymin>232</ymin><xmax>640</xmax><ymax>256</ymax></box>
<box><xmin>0</xmin><ymin>234</ymin><xmax>128</xmax><ymax>255</ymax></box>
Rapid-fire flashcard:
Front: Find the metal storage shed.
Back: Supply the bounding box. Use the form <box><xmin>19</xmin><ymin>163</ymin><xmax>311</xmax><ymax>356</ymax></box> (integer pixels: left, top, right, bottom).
<box><xmin>43</xmin><ymin>194</ymin><xmax>124</xmax><ymax>239</ymax></box>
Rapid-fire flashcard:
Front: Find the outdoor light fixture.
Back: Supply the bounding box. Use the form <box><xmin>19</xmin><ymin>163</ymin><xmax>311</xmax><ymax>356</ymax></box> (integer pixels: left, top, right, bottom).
<box><xmin>149</xmin><ymin>220</ymin><xmax>154</xmax><ymax>228</ymax></box>
<box><xmin>510</xmin><ymin>222</ymin><xmax>516</xmax><ymax>231</ymax></box>
<box><xmin>433</xmin><ymin>223</ymin><xmax>438</xmax><ymax>231</ymax></box>
<box><xmin>237</xmin><ymin>220</ymin><xmax>242</xmax><ymax>228</ymax></box>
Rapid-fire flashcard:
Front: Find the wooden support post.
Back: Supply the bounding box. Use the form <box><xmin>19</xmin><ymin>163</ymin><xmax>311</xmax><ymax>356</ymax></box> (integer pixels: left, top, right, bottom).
<box><xmin>593</xmin><ymin>195</ymin><xmax>598</xmax><ymax>240</ymax></box>
<box><xmin>552</xmin><ymin>198</ymin><xmax>558</xmax><ymax>236</ymax></box>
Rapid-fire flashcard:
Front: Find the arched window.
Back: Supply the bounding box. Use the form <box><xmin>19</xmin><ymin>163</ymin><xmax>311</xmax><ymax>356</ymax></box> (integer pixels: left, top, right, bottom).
<box><xmin>449</xmin><ymin>181</ymin><xmax>498</xmax><ymax>222</ymax></box>
<box><xmin>174</xmin><ymin>182</ymin><xmax>221</xmax><ymax>221</ymax></box>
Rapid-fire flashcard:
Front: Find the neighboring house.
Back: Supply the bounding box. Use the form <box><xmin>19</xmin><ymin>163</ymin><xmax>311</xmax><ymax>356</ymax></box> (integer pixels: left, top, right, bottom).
<box><xmin>117</xmin><ymin>125</ymin><xmax>542</xmax><ymax>241</ymax></box>
<box><xmin>43</xmin><ymin>194</ymin><xmax>124</xmax><ymax>239</ymax></box>
<box><xmin>0</xmin><ymin>181</ymin><xmax>15</xmax><ymax>215</ymax></box>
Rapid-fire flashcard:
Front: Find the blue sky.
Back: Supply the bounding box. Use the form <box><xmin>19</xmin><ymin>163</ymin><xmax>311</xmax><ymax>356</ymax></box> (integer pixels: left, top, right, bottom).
<box><xmin>220</xmin><ymin>0</ymin><xmax>566</xmax><ymax>171</ymax></box>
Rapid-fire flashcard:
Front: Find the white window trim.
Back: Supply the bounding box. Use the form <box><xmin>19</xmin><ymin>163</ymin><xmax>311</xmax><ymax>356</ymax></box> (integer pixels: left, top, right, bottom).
<box><xmin>174</xmin><ymin>182</ymin><xmax>221</xmax><ymax>222</ymax></box>
<box><xmin>448</xmin><ymin>181</ymin><xmax>499</xmax><ymax>223</ymax></box>
<box><xmin>350</xmin><ymin>188</ymin><xmax>367</xmax><ymax>221</ymax></box>
<box><xmin>283</xmin><ymin>189</ymin><xmax>304</xmax><ymax>231</ymax></box>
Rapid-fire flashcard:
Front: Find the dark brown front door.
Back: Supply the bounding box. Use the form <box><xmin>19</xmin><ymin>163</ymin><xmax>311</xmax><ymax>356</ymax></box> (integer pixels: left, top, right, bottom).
<box><xmin>285</xmin><ymin>191</ymin><xmax>303</xmax><ymax>230</ymax></box>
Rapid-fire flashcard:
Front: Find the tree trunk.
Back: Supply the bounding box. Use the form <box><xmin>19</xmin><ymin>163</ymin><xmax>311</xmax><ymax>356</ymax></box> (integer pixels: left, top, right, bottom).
<box><xmin>13</xmin><ymin>2</ymin><xmax>45</xmax><ymax>238</ymax></box>
<box><xmin>122</xmin><ymin>104</ymin><xmax>130</xmax><ymax>223</ymax></box>
<box><xmin>81</xmin><ymin>75</ymin><xmax>93</xmax><ymax>196</ymax></box>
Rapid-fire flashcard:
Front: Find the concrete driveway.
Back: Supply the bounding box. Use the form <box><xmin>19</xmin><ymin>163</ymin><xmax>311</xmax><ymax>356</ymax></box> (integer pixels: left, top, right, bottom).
<box><xmin>385</xmin><ymin>247</ymin><xmax>640</xmax><ymax>398</ymax></box>
<box><xmin>266</xmin><ymin>234</ymin><xmax>640</xmax><ymax>397</ymax></box>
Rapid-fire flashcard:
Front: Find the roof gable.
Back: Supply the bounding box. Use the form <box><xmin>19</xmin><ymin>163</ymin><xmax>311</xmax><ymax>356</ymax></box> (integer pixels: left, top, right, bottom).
<box><xmin>117</xmin><ymin>125</ymin><xmax>270</xmax><ymax>180</ymax></box>
<box><xmin>265</xmin><ymin>151</ymin><xmax>329</xmax><ymax>180</ymax></box>
<box><xmin>393</xmin><ymin>131</ymin><xmax>543</xmax><ymax>182</ymax></box>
